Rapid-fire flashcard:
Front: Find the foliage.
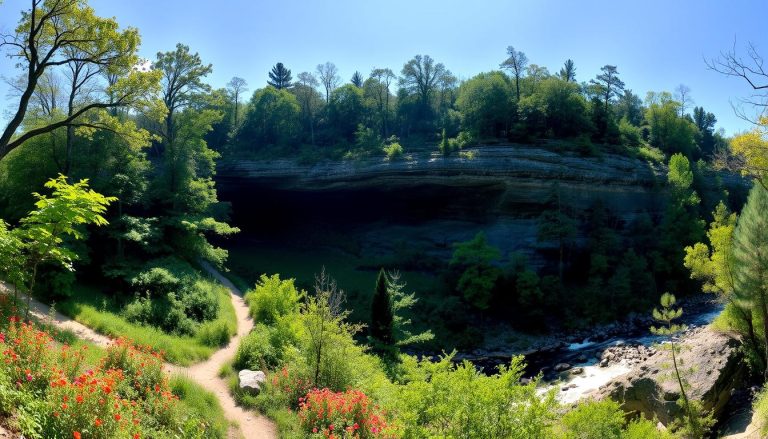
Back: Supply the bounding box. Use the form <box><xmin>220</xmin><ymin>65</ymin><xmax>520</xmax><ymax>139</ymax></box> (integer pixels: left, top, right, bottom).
<box><xmin>730</xmin><ymin>115</ymin><xmax>768</xmax><ymax>187</ymax></box>
<box><xmin>370</xmin><ymin>269</ymin><xmax>394</xmax><ymax>347</ymax></box>
<box><xmin>298</xmin><ymin>388</ymin><xmax>393</xmax><ymax>438</ymax></box>
<box><xmin>393</xmin><ymin>355</ymin><xmax>557</xmax><ymax>438</ymax></box>
<box><xmin>56</xmin><ymin>281</ymin><xmax>235</xmax><ymax>365</ymax></box>
<box><xmin>382</xmin><ymin>142</ymin><xmax>404</xmax><ymax>160</ymax></box>
<box><xmin>450</xmin><ymin>232</ymin><xmax>502</xmax><ymax>311</ymax></box>
<box><xmin>0</xmin><ymin>320</ymin><xmax>219</xmax><ymax>439</ymax></box>
<box><xmin>245</xmin><ymin>274</ymin><xmax>304</xmax><ymax>325</ymax></box>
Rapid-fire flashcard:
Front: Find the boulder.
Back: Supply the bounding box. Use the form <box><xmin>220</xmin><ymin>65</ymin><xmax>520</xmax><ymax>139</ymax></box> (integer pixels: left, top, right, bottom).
<box><xmin>554</xmin><ymin>363</ymin><xmax>571</xmax><ymax>372</ymax></box>
<box><xmin>570</xmin><ymin>367</ymin><xmax>584</xmax><ymax>376</ymax></box>
<box><xmin>238</xmin><ymin>369</ymin><xmax>266</xmax><ymax>396</ymax></box>
<box><xmin>590</xmin><ymin>327</ymin><xmax>744</xmax><ymax>425</ymax></box>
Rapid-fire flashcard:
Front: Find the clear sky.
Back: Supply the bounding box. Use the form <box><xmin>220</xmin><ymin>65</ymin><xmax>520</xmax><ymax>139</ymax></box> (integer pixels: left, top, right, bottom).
<box><xmin>1</xmin><ymin>0</ymin><xmax>767</xmax><ymax>135</ymax></box>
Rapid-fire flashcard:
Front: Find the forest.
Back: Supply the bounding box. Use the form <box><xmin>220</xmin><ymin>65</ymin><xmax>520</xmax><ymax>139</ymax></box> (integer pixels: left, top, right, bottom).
<box><xmin>1</xmin><ymin>0</ymin><xmax>768</xmax><ymax>438</ymax></box>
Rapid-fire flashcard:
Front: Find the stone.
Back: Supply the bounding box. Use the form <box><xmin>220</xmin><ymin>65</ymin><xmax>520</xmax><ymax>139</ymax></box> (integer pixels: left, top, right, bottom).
<box><xmin>554</xmin><ymin>363</ymin><xmax>571</xmax><ymax>372</ymax></box>
<box><xmin>600</xmin><ymin>358</ymin><xmax>610</xmax><ymax>367</ymax></box>
<box><xmin>570</xmin><ymin>367</ymin><xmax>584</xmax><ymax>375</ymax></box>
<box><xmin>589</xmin><ymin>327</ymin><xmax>745</xmax><ymax>425</ymax></box>
<box><xmin>238</xmin><ymin>370</ymin><xmax>266</xmax><ymax>396</ymax></box>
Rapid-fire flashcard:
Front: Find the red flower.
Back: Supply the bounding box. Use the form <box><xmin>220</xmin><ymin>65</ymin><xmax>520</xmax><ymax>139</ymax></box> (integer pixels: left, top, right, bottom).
<box><xmin>95</xmin><ymin>418</ymin><xmax>103</xmax><ymax>427</ymax></box>
<box><xmin>73</xmin><ymin>432</ymin><xmax>81</xmax><ymax>439</ymax></box>
<box><xmin>115</xmin><ymin>414</ymin><xmax>121</xmax><ymax>421</ymax></box>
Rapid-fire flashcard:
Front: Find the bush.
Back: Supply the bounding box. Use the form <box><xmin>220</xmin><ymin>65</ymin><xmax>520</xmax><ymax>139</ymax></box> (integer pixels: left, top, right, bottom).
<box><xmin>559</xmin><ymin>399</ymin><xmax>625</xmax><ymax>439</ymax></box>
<box><xmin>245</xmin><ymin>274</ymin><xmax>303</xmax><ymax>325</ymax></box>
<box><xmin>196</xmin><ymin>320</ymin><xmax>232</xmax><ymax>347</ymax></box>
<box><xmin>182</xmin><ymin>280</ymin><xmax>220</xmax><ymax>322</ymax></box>
<box><xmin>0</xmin><ymin>320</ymin><xmax>213</xmax><ymax>439</ymax></box>
<box><xmin>298</xmin><ymin>389</ymin><xmax>393</xmax><ymax>438</ymax></box>
<box><xmin>234</xmin><ymin>320</ymin><xmax>301</xmax><ymax>370</ymax></box>
<box><xmin>382</xmin><ymin>142</ymin><xmax>404</xmax><ymax>160</ymax></box>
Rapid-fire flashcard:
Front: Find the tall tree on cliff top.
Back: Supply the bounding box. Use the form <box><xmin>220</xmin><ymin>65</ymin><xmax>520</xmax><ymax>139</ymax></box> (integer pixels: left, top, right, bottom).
<box><xmin>590</xmin><ymin>65</ymin><xmax>625</xmax><ymax>112</ymax></box>
<box><xmin>268</xmin><ymin>62</ymin><xmax>292</xmax><ymax>89</ymax></box>
<box><xmin>316</xmin><ymin>62</ymin><xmax>340</xmax><ymax>103</ymax></box>
<box><xmin>559</xmin><ymin>59</ymin><xmax>576</xmax><ymax>82</ymax></box>
<box><xmin>500</xmin><ymin>46</ymin><xmax>528</xmax><ymax>101</ymax></box>
<box><xmin>227</xmin><ymin>77</ymin><xmax>248</xmax><ymax>129</ymax></box>
<box><xmin>350</xmin><ymin>71</ymin><xmax>364</xmax><ymax>88</ymax></box>
<box><xmin>0</xmin><ymin>0</ymin><xmax>162</xmax><ymax>162</ymax></box>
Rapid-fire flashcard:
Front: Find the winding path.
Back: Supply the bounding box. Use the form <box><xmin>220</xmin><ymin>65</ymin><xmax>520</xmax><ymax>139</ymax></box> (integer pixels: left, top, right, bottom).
<box><xmin>1</xmin><ymin>263</ymin><xmax>277</xmax><ymax>439</ymax></box>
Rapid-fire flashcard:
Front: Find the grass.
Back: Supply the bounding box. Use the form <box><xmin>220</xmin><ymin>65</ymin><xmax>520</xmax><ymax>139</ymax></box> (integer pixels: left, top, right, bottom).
<box><xmin>170</xmin><ymin>375</ymin><xmax>230</xmax><ymax>438</ymax></box>
<box><xmin>56</xmin><ymin>280</ymin><xmax>237</xmax><ymax>366</ymax></box>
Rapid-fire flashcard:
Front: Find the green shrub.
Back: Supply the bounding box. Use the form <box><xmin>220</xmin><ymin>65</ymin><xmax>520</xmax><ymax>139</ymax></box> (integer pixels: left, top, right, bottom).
<box><xmin>245</xmin><ymin>274</ymin><xmax>303</xmax><ymax>324</ymax></box>
<box><xmin>382</xmin><ymin>142</ymin><xmax>404</xmax><ymax>159</ymax></box>
<box><xmin>182</xmin><ymin>280</ymin><xmax>220</xmax><ymax>321</ymax></box>
<box><xmin>392</xmin><ymin>355</ymin><xmax>557</xmax><ymax>438</ymax></box>
<box><xmin>559</xmin><ymin>399</ymin><xmax>625</xmax><ymax>439</ymax></box>
<box><xmin>234</xmin><ymin>320</ymin><xmax>301</xmax><ymax>371</ymax></box>
<box><xmin>196</xmin><ymin>320</ymin><xmax>232</xmax><ymax>347</ymax></box>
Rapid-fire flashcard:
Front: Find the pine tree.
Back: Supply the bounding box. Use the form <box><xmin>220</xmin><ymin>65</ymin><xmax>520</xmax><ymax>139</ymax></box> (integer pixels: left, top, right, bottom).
<box><xmin>268</xmin><ymin>62</ymin><xmax>293</xmax><ymax>89</ymax></box>
<box><xmin>733</xmin><ymin>183</ymin><xmax>768</xmax><ymax>378</ymax></box>
<box><xmin>370</xmin><ymin>269</ymin><xmax>394</xmax><ymax>346</ymax></box>
<box><xmin>350</xmin><ymin>71</ymin><xmax>364</xmax><ymax>88</ymax></box>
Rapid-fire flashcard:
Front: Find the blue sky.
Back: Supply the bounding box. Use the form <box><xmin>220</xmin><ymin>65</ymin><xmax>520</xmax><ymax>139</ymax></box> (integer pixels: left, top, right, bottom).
<box><xmin>1</xmin><ymin>0</ymin><xmax>767</xmax><ymax>135</ymax></box>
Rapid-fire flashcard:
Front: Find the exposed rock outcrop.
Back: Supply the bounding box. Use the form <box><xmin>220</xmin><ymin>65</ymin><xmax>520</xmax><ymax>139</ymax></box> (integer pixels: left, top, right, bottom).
<box><xmin>591</xmin><ymin>327</ymin><xmax>744</xmax><ymax>426</ymax></box>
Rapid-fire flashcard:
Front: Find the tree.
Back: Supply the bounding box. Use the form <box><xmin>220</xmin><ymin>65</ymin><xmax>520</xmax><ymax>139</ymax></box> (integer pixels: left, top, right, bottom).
<box><xmin>152</xmin><ymin>44</ymin><xmax>237</xmax><ymax>265</ymax></box>
<box><xmin>328</xmin><ymin>84</ymin><xmax>367</xmax><ymax>141</ymax></box>
<box><xmin>733</xmin><ymin>183</ymin><xmax>768</xmax><ymax>378</ymax></box>
<box><xmin>455</xmin><ymin>71</ymin><xmax>513</xmax><ymax>138</ymax></box>
<box><xmin>350</xmin><ymin>71</ymin><xmax>363</xmax><ymax>88</ymax></box>
<box><xmin>293</xmin><ymin>72</ymin><xmax>322</xmax><ymax>145</ymax></box>
<box><xmin>706</xmin><ymin>42</ymin><xmax>768</xmax><ymax>122</ymax></box>
<box><xmin>615</xmin><ymin>89</ymin><xmax>644</xmax><ymax>126</ymax></box>
<box><xmin>590</xmin><ymin>65</ymin><xmax>625</xmax><ymax>111</ymax></box>
<box><xmin>370</xmin><ymin>269</ymin><xmax>394</xmax><ymax>347</ymax></box>
<box><xmin>239</xmin><ymin>87</ymin><xmax>301</xmax><ymax>149</ymax></box>
<box><xmin>368</xmin><ymin>68</ymin><xmax>396</xmax><ymax>137</ymax></box>
<box><xmin>316</xmin><ymin>62</ymin><xmax>340</xmax><ymax>103</ymax></box>
<box><xmin>386</xmin><ymin>271</ymin><xmax>434</xmax><ymax>347</ymax></box>
<box><xmin>268</xmin><ymin>62</ymin><xmax>292</xmax><ymax>90</ymax></box>
<box><xmin>500</xmin><ymin>46</ymin><xmax>528</xmax><ymax>101</ymax></box>
<box><xmin>450</xmin><ymin>232</ymin><xmax>502</xmax><ymax>311</ymax></box>
<box><xmin>728</xmin><ymin>115</ymin><xmax>768</xmax><ymax>188</ymax></box>
<box><xmin>645</xmin><ymin>92</ymin><xmax>698</xmax><ymax>157</ymax></box>
<box><xmin>226</xmin><ymin>77</ymin><xmax>248</xmax><ymax>129</ymax></box>
<box><xmin>657</xmin><ymin>154</ymin><xmax>704</xmax><ymax>292</ymax></box>
<box><xmin>538</xmin><ymin>183</ymin><xmax>577</xmax><ymax>281</ymax></box>
<box><xmin>685</xmin><ymin>202</ymin><xmax>764</xmax><ymax>370</ymax></box>
<box><xmin>692</xmin><ymin>106</ymin><xmax>717</xmax><ymax>158</ymax></box>
<box><xmin>0</xmin><ymin>0</ymin><xmax>162</xmax><ymax>161</ymax></box>
<box><xmin>400</xmin><ymin>54</ymin><xmax>451</xmax><ymax>110</ymax></box>
<box><xmin>538</xmin><ymin>78</ymin><xmax>591</xmax><ymax>137</ymax></box>
<box><xmin>674</xmin><ymin>84</ymin><xmax>693</xmax><ymax>117</ymax></box>
<box><xmin>650</xmin><ymin>293</ymin><xmax>711</xmax><ymax>437</ymax></box>
<box><xmin>558</xmin><ymin>59</ymin><xmax>576</xmax><ymax>82</ymax></box>
<box><xmin>154</xmin><ymin>43</ymin><xmax>212</xmax><ymax>146</ymax></box>
<box><xmin>8</xmin><ymin>176</ymin><xmax>115</xmax><ymax>317</ymax></box>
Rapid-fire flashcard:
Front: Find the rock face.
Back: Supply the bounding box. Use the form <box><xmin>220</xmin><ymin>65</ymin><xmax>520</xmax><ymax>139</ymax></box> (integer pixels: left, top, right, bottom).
<box><xmin>238</xmin><ymin>370</ymin><xmax>266</xmax><ymax>396</ymax></box>
<box><xmin>218</xmin><ymin>145</ymin><xmax>669</xmax><ymax>268</ymax></box>
<box><xmin>591</xmin><ymin>327</ymin><xmax>744</xmax><ymax>425</ymax></box>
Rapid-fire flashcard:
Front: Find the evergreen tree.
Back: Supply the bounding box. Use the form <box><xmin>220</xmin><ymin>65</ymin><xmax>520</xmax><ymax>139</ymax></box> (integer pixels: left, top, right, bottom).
<box><xmin>558</xmin><ymin>59</ymin><xmax>576</xmax><ymax>82</ymax></box>
<box><xmin>350</xmin><ymin>71</ymin><xmax>364</xmax><ymax>88</ymax></box>
<box><xmin>733</xmin><ymin>183</ymin><xmax>768</xmax><ymax>378</ymax></box>
<box><xmin>268</xmin><ymin>62</ymin><xmax>293</xmax><ymax>89</ymax></box>
<box><xmin>370</xmin><ymin>269</ymin><xmax>394</xmax><ymax>346</ymax></box>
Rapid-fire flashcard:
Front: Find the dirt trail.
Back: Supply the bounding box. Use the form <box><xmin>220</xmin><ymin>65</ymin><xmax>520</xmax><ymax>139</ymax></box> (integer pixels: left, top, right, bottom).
<box><xmin>0</xmin><ymin>264</ymin><xmax>277</xmax><ymax>439</ymax></box>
